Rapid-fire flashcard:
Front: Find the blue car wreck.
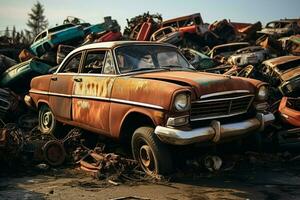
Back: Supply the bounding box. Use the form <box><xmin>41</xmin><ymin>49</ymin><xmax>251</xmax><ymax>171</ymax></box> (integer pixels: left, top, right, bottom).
<box><xmin>29</xmin><ymin>23</ymin><xmax>85</xmax><ymax>57</ymax></box>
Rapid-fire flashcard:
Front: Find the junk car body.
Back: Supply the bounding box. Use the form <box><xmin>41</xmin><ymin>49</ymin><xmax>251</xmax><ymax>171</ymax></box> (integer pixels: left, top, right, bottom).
<box><xmin>0</xmin><ymin>58</ymin><xmax>52</xmax><ymax>94</ymax></box>
<box><xmin>28</xmin><ymin>41</ymin><xmax>274</xmax><ymax>174</ymax></box>
<box><xmin>162</xmin><ymin>13</ymin><xmax>208</xmax><ymax>36</ymax></box>
<box><xmin>30</xmin><ymin>24</ymin><xmax>85</xmax><ymax>57</ymax></box>
<box><xmin>258</xmin><ymin>19</ymin><xmax>300</xmax><ymax>38</ymax></box>
<box><xmin>181</xmin><ymin>48</ymin><xmax>231</xmax><ymax>73</ymax></box>
<box><xmin>260</xmin><ymin>56</ymin><xmax>300</xmax><ymax>97</ymax></box>
<box><xmin>208</xmin><ymin>42</ymin><xmax>250</xmax><ymax>59</ymax></box>
<box><xmin>150</xmin><ymin>26</ymin><xmax>182</xmax><ymax>44</ymax></box>
<box><xmin>279</xmin><ymin>97</ymin><xmax>300</xmax><ymax>127</ymax></box>
<box><xmin>227</xmin><ymin>46</ymin><xmax>269</xmax><ymax>67</ymax></box>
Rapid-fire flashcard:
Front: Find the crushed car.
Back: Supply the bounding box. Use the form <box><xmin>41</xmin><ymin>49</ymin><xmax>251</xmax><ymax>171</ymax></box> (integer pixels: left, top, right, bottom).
<box><xmin>162</xmin><ymin>13</ymin><xmax>207</xmax><ymax>36</ymax></box>
<box><xmin>29</xmin><ymin>23</ymin><xmax>85</xmax><ymax>57</ymax></box>
<box><xmin>27</xmin><ymin>41</ymin><xmax>274</xmax><ymax>175</ymax></box>
<box><xmin>124</xmin><ymin>12</ymin><xmax>162</xmax><ymax>41</ymax></box>
<box><xmin>0</xmin><ymin>54</ymin><xmax>17</xmax><ymax>74</ymax></box>
<box><xmin>258</xmin><ymin>19</ymin><xmax>300</xmax><ymax>38</ymax></box>
<box><xmin>0</xmin><ymin>58</ymin><xmax>53</xmax><ymax>94</ymax></box>
<box><xmin>279</xmin><ymin>34</ymin><xmax>300</xmax><ymax>56</ymax></box>
<box><xmin>180</xmin><ymin>48</ymin><xmax>231</xmax><ymax>73</ymax></box>
<box><xmin>227</xmin><ymin>46</ymin><xmax>270</xmax><ymax>66</ymax></box>
<box><xmin>279</xmin><ymin>97</ymin><xmax>300</xmax><ymax>127</ymax></box>
<box><xmin>150</xmin><ymin>26</ymin><xmax>182</xmax><ymax>44</ymax></box>
<box><xmin>259</xmin><ymin>55</ymin><xmax>300</xmax><ymax>97</ymax></box>
<box><xmin>208</xmin><ymin>42</ymin><xmax>250</xmax><ymax>61</ymax></box>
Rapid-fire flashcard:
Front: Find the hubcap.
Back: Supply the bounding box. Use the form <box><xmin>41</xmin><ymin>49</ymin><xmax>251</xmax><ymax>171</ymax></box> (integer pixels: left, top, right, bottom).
<box><xmin>41</xmin><ymin>110</ymin><xmax>53</xmax><ymax>131</ymax></box>
<box><xmin>139</xmin><ymin>145</ymin><xmax>155</xmax><ymax>172</ymax></box>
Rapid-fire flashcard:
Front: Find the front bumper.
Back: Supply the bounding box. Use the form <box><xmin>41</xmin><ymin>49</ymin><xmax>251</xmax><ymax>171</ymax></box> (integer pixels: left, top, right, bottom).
<box><xmin>154</xmin><ymin>113</ymin><xmax>275</xmax><ymax>145</ymax></box>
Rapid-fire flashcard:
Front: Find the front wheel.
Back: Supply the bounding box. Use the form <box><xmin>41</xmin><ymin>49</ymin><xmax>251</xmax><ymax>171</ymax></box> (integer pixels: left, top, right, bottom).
<box><xmin>131</xmin><ymin>127</ymin><xmax>173</xmax><ymax>175</ymax></box>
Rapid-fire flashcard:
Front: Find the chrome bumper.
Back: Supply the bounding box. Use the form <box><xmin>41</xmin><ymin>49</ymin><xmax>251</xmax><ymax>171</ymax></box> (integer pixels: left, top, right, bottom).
<box><xmin>154</xmin><ymin>113</ymin><xmax>275</xmax><ymax>145</ymax></box>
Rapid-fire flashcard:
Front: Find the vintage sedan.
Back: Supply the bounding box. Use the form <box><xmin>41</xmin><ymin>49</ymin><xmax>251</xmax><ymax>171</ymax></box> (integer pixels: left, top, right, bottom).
<box><xmin>28</xmin><ymin>41</ymin><xmax>274</xmax><ymax>174</ymax></box>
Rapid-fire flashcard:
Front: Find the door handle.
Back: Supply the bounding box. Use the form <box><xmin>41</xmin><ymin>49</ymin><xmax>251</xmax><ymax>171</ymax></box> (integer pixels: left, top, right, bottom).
<box><xmin>74</xmin><ymin>78</ymin><xmax>82</xmax><ymax>82</ymax></box>
<box><xmin>51</xmin><ymin>77</ymin><xmax>57</xmax><ymax>81</ymax></box>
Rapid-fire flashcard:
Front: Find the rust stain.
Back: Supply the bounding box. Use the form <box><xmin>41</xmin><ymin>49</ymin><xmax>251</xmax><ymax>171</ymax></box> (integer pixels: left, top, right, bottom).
<box><xmin>76</xmin><ymin>100</ymin><xmax>90</xmax><ymax>109</ymax></box>
<box><xmin>74</xmin><ymin>77</ymin><xmax>115</xmax><ymax>97</ymax></box>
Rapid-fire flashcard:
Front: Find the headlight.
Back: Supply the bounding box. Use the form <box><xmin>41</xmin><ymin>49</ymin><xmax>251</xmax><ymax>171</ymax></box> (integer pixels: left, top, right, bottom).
<box><xmin>257</xmin><ymin>85</ymin><xmax>268</xmax><ymax>101</ymax></box>
<box><xmin>174</xmin><ymin>93</ymin><xmax>190</xmax><ymax>111</ymax></box>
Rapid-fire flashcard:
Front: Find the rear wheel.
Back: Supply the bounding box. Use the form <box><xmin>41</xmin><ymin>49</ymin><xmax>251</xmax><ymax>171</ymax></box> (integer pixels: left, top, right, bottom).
<box><xmin>38</xmin><ymin>105</ymin><xmax>62</xmax><ymax>137</ymax></box>
<box><xmin>131</xmin><ymin>127</ymin><xmax>173</xmax><ymax>175</ymax></box>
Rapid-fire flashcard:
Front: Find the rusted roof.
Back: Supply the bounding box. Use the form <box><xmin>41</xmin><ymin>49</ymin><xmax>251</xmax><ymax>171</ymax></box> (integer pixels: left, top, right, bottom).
<box><xmin>263</xmin><ymin>55</ymin><xmax>300</xmax><ymax>67</ymax></box>
<box><xmin>74</xmin><ymin>41</ymin><xmax>175</xmax><ymax>53</ymax></box>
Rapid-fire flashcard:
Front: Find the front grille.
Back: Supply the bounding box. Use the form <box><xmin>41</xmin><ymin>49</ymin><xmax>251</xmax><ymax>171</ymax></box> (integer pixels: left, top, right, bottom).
<box><xmin>191</xmin><ymin>94</ymin><xmax>254</xmax><ymax>121</ymax></box>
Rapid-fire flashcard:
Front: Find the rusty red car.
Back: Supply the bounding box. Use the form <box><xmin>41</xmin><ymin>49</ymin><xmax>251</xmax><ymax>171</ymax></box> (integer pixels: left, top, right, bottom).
<box><xmin>27</xmin><ymin>41</ymin><xmax>274</xmax><ymax>174</ymax></box>
<box><xmin>279</xmin><ymin>97</ymin><xmax>300</xmax><ymax>127</ymax></box>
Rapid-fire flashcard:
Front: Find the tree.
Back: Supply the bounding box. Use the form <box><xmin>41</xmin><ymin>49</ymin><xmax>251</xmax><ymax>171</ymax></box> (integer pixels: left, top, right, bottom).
<box><xmin>26</xmin><ymin>1</ymin><xmax>48</xmax><ymax>40</ymax></box>
<box><xmin>12</xmin><ymin>26</ymin><xmax>16</xmax><ymax>42</ymax></box>
<box><xmin>4</xmin><ymin>26</ymin><xmax>10</xmax><ymax>38</ymax></box>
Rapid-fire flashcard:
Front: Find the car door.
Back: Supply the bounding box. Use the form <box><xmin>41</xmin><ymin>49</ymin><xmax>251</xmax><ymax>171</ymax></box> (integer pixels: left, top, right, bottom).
<box><xmin>49</xmin><ymin>51</ymin><xmax>83</xmax><ymax>121</ymax></box>
<box><xmin>72</xmin><ymin>49</ymin><xmax>117</xmax><ymax>134</ymax></box>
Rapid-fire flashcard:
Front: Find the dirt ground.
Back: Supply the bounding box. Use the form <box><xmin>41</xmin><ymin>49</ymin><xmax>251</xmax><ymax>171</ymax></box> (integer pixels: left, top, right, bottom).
<box><xmin>1</xmin><ymin>152</ymin><xmax>300</xmax><ymax>200</ymax></box>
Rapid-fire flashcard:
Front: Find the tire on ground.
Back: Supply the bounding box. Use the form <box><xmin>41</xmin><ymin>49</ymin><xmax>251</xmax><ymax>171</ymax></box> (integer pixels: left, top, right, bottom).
<box><xmin>131</xmin><ymin>126</ymin><xmax>173</xmax><ymax>175</ymax></box>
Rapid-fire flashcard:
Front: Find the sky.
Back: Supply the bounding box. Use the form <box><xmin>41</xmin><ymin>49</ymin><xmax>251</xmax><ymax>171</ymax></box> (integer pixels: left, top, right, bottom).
<box><xmin>0</xmin><ymin>0</ymin><xmax>299</xmax><ymax>32</ymax></box>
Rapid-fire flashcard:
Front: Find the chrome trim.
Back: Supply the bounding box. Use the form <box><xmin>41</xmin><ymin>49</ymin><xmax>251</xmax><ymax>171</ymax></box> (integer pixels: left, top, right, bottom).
<box><xmin>200</xmin><ymin>90</ymin><xmax>250</xmax><ymax>99</ymax></box>
<box><xmin>155</xmin><ymin>112</ymin><xmax>275</xmax><ymax>145</ymax></box>
<box><xmin>190</xmin><ymin>111</ymin><xmax>249</xmax><ymax>122</ymax></box>
<box><xmin>110</xmin><ymin>98</ymin><xmax>164</xmax><ymax>110</ymax></box>
<box><xmin>166</xmin><ymin>115</ymin><xmax>189</xmax><ymax>127</ymax></box>
<box><xmin>29</xmin><ymin>89</ymin><xmax>49</xmax><ymax>95</ymax></box>
<box><xmin>29</xmin><ymin>90</ymin><xmax>164</xmax><ymax>110</ymax></box>
<box><xmin>73</xmin><ymin>73</ymin><xmax>119</xmax><ymax>77</ymax></box>
<box><xmin>195</xmin><ymin>94</ymin><xmax>253</xmax><ymax>103</ymax></box>
<box><xmin>191</xmin><ymin>95</ymin><xmax>254</xmax><ymax>121</ymax></box>
<box><xmin>72</xmin><ymin>95</ymin><xmax>110</xmax><ymax>101</ymax></box>
<box><xmin>55</xmin><ymin>73</ymin><xmax>78</xmax><ymax>76</ymax></box>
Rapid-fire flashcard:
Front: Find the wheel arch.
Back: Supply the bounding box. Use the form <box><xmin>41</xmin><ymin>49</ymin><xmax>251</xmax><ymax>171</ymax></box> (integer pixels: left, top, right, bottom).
<box><xmin>119</xmin><ymin>110</ymin><xmax>156</xmax><ymax>145</ymax></box>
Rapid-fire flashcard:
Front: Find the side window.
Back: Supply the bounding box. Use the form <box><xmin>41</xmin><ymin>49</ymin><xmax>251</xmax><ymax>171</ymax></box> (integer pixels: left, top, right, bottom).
<box><xmin>82</xmin><ymin>50</ymin><xmax>106</xmax><ymax>73</ymax></box>
<box><xmin>60</xmin><ymin>53</ymin><xmax>82</xmax><ymax>73</ymax></box>
<box><xmin>103</xmin><ymin>51</ymin><xmax>116</xmax><ymax>74</ymax></box>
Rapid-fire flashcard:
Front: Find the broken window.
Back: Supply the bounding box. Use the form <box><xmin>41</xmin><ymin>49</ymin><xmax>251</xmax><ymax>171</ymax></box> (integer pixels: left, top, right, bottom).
<box><xmin>103</xmin><ymin>51</ymin><xmax>116</xmax><ymax>74</ymax></box>
<box><xmin>82</xmin><ymin>51</ymin><xmax>106</xmax><ymax>73</ymax></box>
<box><xmin>60</xmin><ymin>52</ymin><xmax>82</xmax><ymax>73</ymax></box>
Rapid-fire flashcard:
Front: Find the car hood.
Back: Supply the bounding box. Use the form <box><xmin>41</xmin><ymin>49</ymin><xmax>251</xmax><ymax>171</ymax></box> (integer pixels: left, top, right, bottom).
<box><xmin>133</xmin><ymin>71</ymin><xmax>259</xmax><ymax>98</ymax></box>
<box><xmin>281</xmin><ymin>67</ymin><xmax>300</xmax><ymax>81</ymax></box>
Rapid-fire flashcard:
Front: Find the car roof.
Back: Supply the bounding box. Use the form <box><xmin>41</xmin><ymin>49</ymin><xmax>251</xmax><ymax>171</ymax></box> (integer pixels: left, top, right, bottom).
<box><xmin>59</xmin><ymin>41</ymin><xmax>178</xmax><ymax>71</ymax></box>
<box><xmin>263</xmin><ymin>55</ymin><xmax>300</xmax><ymax>67</ymax></box>
<box><xmin>72</xmin><ymin>41</ymin><xmax>176</xmax><ymax>53</ymax></box>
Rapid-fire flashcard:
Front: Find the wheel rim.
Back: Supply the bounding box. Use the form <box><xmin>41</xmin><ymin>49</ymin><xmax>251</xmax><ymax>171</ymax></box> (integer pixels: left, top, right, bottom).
<box><xmin>40</xmin><ymin>109</ymin><xmax>54</xmax><ymax>133</ymax></box>
<box><xmin>137</xmin><ymin>143</ymin><xmax>156</xmax><ymax>174</ymax></box>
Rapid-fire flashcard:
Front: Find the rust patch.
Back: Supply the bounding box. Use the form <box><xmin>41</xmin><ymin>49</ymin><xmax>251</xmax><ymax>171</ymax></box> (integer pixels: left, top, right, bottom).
<box><xmin>74</xmin><ymin>77</ymin><xmax>115</xmax><ymax>98</ymax></box>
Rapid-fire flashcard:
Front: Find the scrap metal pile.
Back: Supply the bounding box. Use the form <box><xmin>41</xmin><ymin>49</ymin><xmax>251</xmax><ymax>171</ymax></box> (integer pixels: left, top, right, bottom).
<box><xmin>0</xmin><ymin>13</ymin><xmax>300</xmax><ymax>177</ymax></box>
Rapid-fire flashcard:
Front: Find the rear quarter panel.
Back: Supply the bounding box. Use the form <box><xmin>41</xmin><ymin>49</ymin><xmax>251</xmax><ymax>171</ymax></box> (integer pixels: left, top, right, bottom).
<box><xmin>30</xmin><ymin>75</ymin><xmax>52</xmax><ymax>108</ymax></box>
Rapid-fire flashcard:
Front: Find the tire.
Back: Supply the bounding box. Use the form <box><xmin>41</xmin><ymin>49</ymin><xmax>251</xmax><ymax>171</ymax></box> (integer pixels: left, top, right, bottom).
<box><xmin>131</xmin><ymin>127</ymin><xmax>173</xmax><ymax>175</ymax></box>
<box><xmin>38</xmin><ymin>105</ymin><xmax>62</xmax><ymax>137</ymax></box>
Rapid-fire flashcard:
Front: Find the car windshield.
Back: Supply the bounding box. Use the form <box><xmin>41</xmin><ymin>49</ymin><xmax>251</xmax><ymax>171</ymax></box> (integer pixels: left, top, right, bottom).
<box><xmin>115</xmin><ymin>45</ymin><xmax>192</xmax><ymax>73</ymax></box>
